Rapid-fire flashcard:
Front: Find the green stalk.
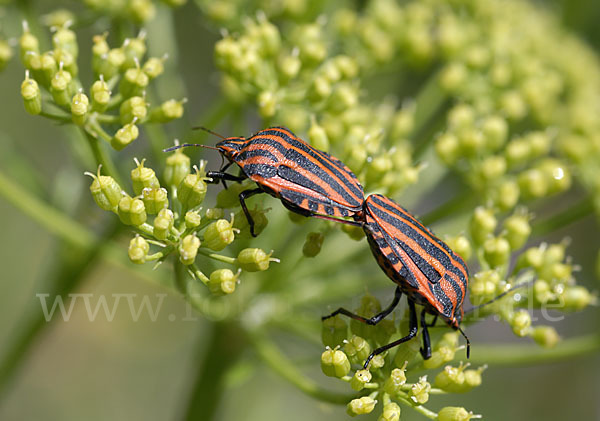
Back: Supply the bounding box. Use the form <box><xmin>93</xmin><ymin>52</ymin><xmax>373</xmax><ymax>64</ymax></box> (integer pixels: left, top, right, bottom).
<box><xmin>0</xmin><ymin>219</ymin><xmax>122</xmax><ymax>397</ymax></box>
<box><xmin>531</xmin><ymin>196</ymin><xmax>595</xmax><ymax>237</ymax></box>
<box><xmin>248</xmin><ymin>329</ymin><xmax>357</xmax><ymax>405</ymax></box>
<box><xmin>465</xmin><ymin>333</ymin><xmax>600</xmax><ymax>365</ymax></box>
<box><xmin>183</xmin><ymin>322</ymin><xmax>246</xmax><ymax>421</ymax></box>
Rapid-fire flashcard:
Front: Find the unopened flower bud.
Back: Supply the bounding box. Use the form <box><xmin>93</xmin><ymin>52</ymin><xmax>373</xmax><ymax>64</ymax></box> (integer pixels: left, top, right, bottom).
<box><xmin>309</xmin><ymin>75</ymin><xmax>332</xmax><ymax>102</ymax></box>
<box><xmin>257</xmin><ymin>90</ymin><xmax>277</xmax><ymax>118</ymax></box>
<box><xmin>0</xmin><ymin>39</ymin><xmax>13</xmax><ymax>72</ymax></box>
<box><xmin>470</xmin><ymin>207</ymin><xmax>497</xmax><ymax>245</ymax></box>
<box><xmin>536</xmin><ymin>159</ymin><xmax>571</xmax><ymax>194</ymax></box>
<box><xmin>54</xmin><ymin>48</ymin><xmax>77</xmax><ymax>76</ymax></box>
<box><xmin>341</xmin><ymin>224</ymin><xmax>364</xmax><ymax>241</ymax></box>
<box><xmin>349</xmin><ymin>369</ymin><xmax>372</xmax><ymax>391</ymax></box>
<box><xmin>434</xmin><ymin>364</ymin><xmax>466</xmax><ymax>392</ymax></box>
<box><xmin>346</xmin><ymin>396</ymin><xmax>376</xmax><ymax>417</ymax></box>
<box><xmin>423</xmin><ymin>346</ymin><xmax>455</xmax><ymax>369</ymax></box>
<box><xmin>178</xmin><ymin>164</ymin><xmax>209</xmax><ymax>209</ymax></box>
<box><xmin>122</xmin><ymin>34</ymin><xmax>147</xmax><ymax>70</ymax></box>
<box><xmin>510</xmin><ymin>310</ymin><xmax>532</xmax><ymax>337</ymax></box>
<box><xmin>130</xmin><ymin>158</ymin><xmax>160</xmax><ymax>195</ymax></box>
<box><xmin>204</xmin><ymin>216</ymin><xmax>237</xmax><ymax>251</ymax></box>
<box><xmin>120</xmin><ymin>96</ymin><xmax>147</xmax><ymax>124</ymax></box>
<box><xmin>128</xmin><ymin>235</ymin><xmax>149</xmax><ymax>264</ymax></box>
<box><xmin>409</xmin><ymin>376</ymin><xmax>431</xmax><ymax>404</ymax></box>
<box><xmin>97</xmin><ymin>47</ymin><xmax>125</xmax><ymax>79</ymax></box>
<box><xmin>463</xmin><ymin>366</ymin><xmax>486</xmax><ymax>390</ymax></box>
<box><xmin>179</xmin><ymin>234</ymin><xmax>200</xmax><ymax>265</ymax></box>
<box><xmin>308</xmin><ymin>115</ymin><xmax>329</xmax><ymax>151</ymax></box>
<box><xmin>149</xmin><ymin>98</ymin><xmax>185</xmax><ymax>123</ymax></box>
<box><xmin>85</xmin><ymin>166</ymin><xmax>122</xmax><ymax>212</ymax></box>
<box><xmin>438</xmin><ymin>406</ymin><xmax>478</xmax><ymax>421</ymax></box>
<box><xmin>164</xmin><ymin>149</ymin><xmax>190</xmax><ymax>187</ymax></box>
<box><xmin>206</xmin><ymin>208</ymin><xmax>225</xmax><ymax>220</ymax></box>
<box><xmin>91</xmin><ymin>78</ymin><xmax>111</xmax><ymax>112</ymax></box>
<box><xmin>321</xmin><ymin>315</ymin><xmax>348</xmax><ymax>348</ymax></box>
<box><xmin>482</xmin><ymin>115</ymin><xmax>508</xmax><ymax>151</ymax></box>
<box><xmin>379</xmin><ymin>402</ymin><xmax>401</xmax><ymax>421</ymax></box>
<box><xmin>52</xmin><ymin>26</ymin><xmax>78</xmax><ymax>58</ymax></box>
<box><xmin>435</xmin><ymin>132</ymin><xmax>460</xmax><ymax>166</ymax></box>
<box><xmin>383</xmin><ymin>367</ymin><xmax>407</xmax><ymax>395</ymax></box>
<box><xmin>153</xmin><ymin>208</ymin><xmax>174</xmax><ymax>240</ymax></box>
<box><xmin>321</xmin><ymin>348</ymin><xmax>351</xmax><ymax>378</ymax></box>
<box><xmin>208</xmin><ymin>268</ymin><xmax>239</xmax><ymax>295</ymax></box>
<box><xmin>50</xmin><ymin>68</ymin><xmax>73</xmax><ymax>106</ymax></box>
<box><xmin>70</xmin><ymin>91</ymin><xmax>89</xmax><ymax>125</ymax></box>
<box><xmin>278</xmin><ymin>52</ymin><xmax>301</xmax><ymax>81</ymax></box>
<box><xmin>518</xmin><ymin>168</ymin><xmax>548</xmax><ymax>198</ymax></box>
<box><xmin>516</xmin><ymin>245</ymin><xmax>545</xmax><ymax>272</ymax></box>
<box><xmin>344</xmin><ymin>335</ymin><xmax>371</xmax><ymax>365</ymax></box>
<box><xmin>20</xmin><ymin>23</ymin><xmax>39</xmax><ymax>63</ymax></box>
<box><xmin>21</xmin><ymin>71</ymin><xmax>42</xmax><ymax>115</ymax></box>
<box><xmin>561</xmin><ymin>286</ymin><xmax>595</xmax><ymax>311</ymax></box>
<box><xmin>143</xmin><ymin>56</ymin><xmax>166</xmax><ymax>79</ymax></box>
<box><xmin>531</xmin><ymin>326</ymin><xmax>560</xmax><ymax>348</ymax></box>
<box><xmin>483</xmin><ymin>236</ymin><xmax>511</xmax><ymax>268</ymax></box>
<box><xmin>503</xmin><ymin>213</ymin><xmax>531</xmax><ymax>250</ymax></box>
<box><xmin>118</xmin><ymin>196</ymin><xmax>147</xmax><ymax>226</ymax></box>
<box><xmin>445</xmin><ymin>235</ymin><xmax>472</xmax><ymax>261</ymax></box>
<box><xmin>302</xmin><ymin>232</ymin><xmax>324</xmax><ymax>257</ymax></box>
<box><xmin>129</xmin><ymin>0</ymin><xmax>156</xmax><ymax>24</ymax></box>
<box><xmin>142</xmin><ymin>187</ymin><xmax>168</xmax><ymax>215</ymax></box>
<box><xmin>237</xmin><ymin>248</ymin><xmax>278</xmax><ymax>272</ymax></box>
<box><xmin>185</xmin><ymin>210</ymin><xmax>201</xmax><ymax>228</ymax></box>
<box><xmin>112</xmin><ymin>121</ymin><xmax>139</xmax><ymax>150</ymax></box>
<box><xmin>492</xmin><ymin>178</ymin><xmax>520</xmax><ymax>211</ymax></box>
<box><xmin>120</xmin><ymin>66</ymin><xmax>149</xmax><ymax>98</ymax></box>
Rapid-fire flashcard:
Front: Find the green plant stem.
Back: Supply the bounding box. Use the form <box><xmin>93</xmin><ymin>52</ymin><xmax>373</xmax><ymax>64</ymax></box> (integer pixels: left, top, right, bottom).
<box><xmin>531</xmin><ymin>196</ymin><xmax>595</xmax><ymax>237</ymax></box>
<box><xmin>0</xmin><ymin>169</ymin><xmax>158</xmax><ymax>283</ymax></box>
<box><xmin>420</xmin><ymin>189</ymin><xmax>476</xmax><ymax>226</ymax></box>
<box><xmin>396</xmin><ymin>393</ymin><xmax>438</xmax><ymax>419</ymax></box>
<box><xmin>183</xmin><ymin>321</ymin><xmax>245</xmax><ymax>421</ymax></box>
<box><xmin>81</xmin><ymin>130</ymin><xmax>122</xmax><ymax>185</ymax></box>
<box><xmin>466</xmin><ymin>333</ymin><xmax>600</xmax><ymax>365</ymax></box>
<box><xmin>39</xmin><ymin>110</ymin><xmax>72</xmax><ymax>122</ymax></box>
<box><xmin>198</xmin><ymin>249</ymin><xmax>237</xmax><ymax>265</ymax></box>
<box><xmin>248</xmin><ymin>329</ymin><xmax>357</xmax><ymax>405</ymax></box>
<box><xmin>411</xmin><ymin>70</ymin><xmax>448</xmax><ymax>159</ymax></box>
<box><xmin>0</xmin><ymin>219</ymin><xmax>123</xmax><ymax>398</ymax></box>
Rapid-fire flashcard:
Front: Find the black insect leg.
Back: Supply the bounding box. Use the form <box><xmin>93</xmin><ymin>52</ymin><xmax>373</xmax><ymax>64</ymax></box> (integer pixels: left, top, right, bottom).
<box><xmin>239</xmin><ymin>188</ymin><xmax>264</xmax><ymax>237</ymax></box>
<box><xmin>419</xmin><ymin>309</ymin><xmax>432</xmax><ymax>360</ymax></box>
<box><xmin>218</xmin><ymin>161</ymin><xmax>234</xmax><ymax>189</ymax></box>
<box><xmin>322</xmin><ymin>286</ymin><xmax>402</xmax><ymax>326</ymax></box>
<box><xmin>206</xmin><ymin>170</ymin><xmax>246</xmax><ymax>185</ymax></box>
<box><xmin>363</xmin><ymin>300</ymin><xmax>418</xmax><ymax>369</ymax></box>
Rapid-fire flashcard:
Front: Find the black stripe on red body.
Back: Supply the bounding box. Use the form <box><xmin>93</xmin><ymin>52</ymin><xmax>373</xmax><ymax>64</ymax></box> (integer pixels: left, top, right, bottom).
<box><xmin>216</xmin><ymin>126</ymin><xmax>364</xmax><ymax>218</ymax></box>
<box><xmin>359</xmin><ymin>194</ymin><xmax>468</xmax><ymax>327</ymax></box>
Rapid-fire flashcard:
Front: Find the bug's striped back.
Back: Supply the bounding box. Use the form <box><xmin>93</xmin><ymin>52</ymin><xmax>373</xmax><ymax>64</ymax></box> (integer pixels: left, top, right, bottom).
<box><xmin>219</xmin><ymin>127</ymin><xmax>364</xmax><ymax>218</ymax></box>
<box><xmin>362</xmin><ymin>194</ymin><xmax>468</xmax><ymax>326</ymax></box>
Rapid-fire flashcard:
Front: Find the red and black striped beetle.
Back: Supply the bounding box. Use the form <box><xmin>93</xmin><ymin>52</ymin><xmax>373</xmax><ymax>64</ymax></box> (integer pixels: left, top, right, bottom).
<box><xmin>323</xmin><ymin>194</ymin><xmax>470</xmax><ymax>368</ymax></box>
<box><xmin>165</xmin><ymin>126</ymin><xmax>364</xmax><ymax>236</ymax></box>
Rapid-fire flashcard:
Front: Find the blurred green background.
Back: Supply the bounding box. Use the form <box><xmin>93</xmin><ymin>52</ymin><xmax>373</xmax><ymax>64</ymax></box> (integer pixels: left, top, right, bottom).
<box><xmin>0</xmin><ymin>1</ymin><xmax>599</xmax><ymax>420</ymax></box>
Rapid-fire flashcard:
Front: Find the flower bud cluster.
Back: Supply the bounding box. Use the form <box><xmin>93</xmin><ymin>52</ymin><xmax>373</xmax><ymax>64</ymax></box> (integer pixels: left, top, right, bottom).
<box><xmin>18</xmin><ymin>23</ymin><xmax>184</xmax><ymax>151</ymax></box>
<box><xmin>87</xmin><ymin>154</ymin><xmax>278</xmax><ymax>296</ymax></box>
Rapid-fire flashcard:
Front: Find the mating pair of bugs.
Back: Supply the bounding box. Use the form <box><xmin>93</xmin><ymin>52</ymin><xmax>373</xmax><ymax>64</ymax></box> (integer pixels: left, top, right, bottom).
<box><xmin>166</xmin><ymin>126</ymin><xmax>469</xmax><ymax>369</ymax></box>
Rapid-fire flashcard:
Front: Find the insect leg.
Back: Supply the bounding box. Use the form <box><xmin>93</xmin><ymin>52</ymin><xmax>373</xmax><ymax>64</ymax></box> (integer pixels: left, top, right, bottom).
<box><xmin>321</xmin><ymin>286</ymin><xmax>402</xmax><ymax>326</ymax></box>
<box><xmin>239</xmin><ymin>188</ymin><xmax>264</xmax><ymax>237</ymax></box>
<box><xmin>206</xmin><ymin>170</ymin><xmax>246</xmax><ymax>185</ymax></box>
<box><xmin>363</xmin><ymin>300</ymin><xmax>418</xmax><ymax>369</ymax></box>
<box><xmin>419</xmin><ymin>309</ymin><xmax>432</xmax><ymax>360</ymax></box>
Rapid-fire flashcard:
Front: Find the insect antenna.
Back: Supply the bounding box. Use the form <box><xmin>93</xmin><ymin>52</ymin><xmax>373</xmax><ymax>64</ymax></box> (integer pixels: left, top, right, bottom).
<box><xmin>192</xmin><ymin>126</ymin><xmax>226</xmax><ymax>139</ymax></box>
<box><xmin>464</xmin><ymin>280</ymin><xmax>534</xmax><ymax>315</ymax></box>
<box><xmin>163</xmin><ymin>143</ymin><xmax>220</xmax><ymax>153</ymax></box>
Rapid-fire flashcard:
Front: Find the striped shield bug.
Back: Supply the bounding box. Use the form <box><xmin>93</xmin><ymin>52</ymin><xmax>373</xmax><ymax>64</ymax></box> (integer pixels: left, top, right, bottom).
<box><xmin>323</xmin><ymin>194</ymin><xmax>470</xmax><ymax>368</ymax></box>
<box><xmin>165</xmin><ymin>126</ymin><xmax>364</xmax><ymax>236</ymax></box>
